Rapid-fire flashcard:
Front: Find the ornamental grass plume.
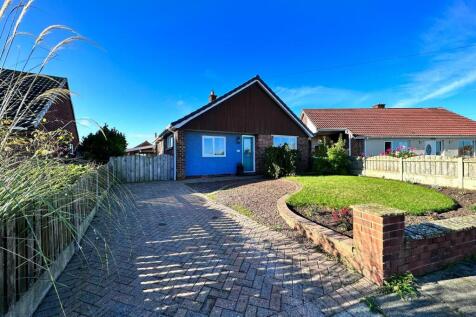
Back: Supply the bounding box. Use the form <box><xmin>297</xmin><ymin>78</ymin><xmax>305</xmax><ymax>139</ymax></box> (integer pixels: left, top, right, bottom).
<box><xmin>0</xmin><ymin>1</ymin><xmax>134</xmax><ymax>315</ymax></box>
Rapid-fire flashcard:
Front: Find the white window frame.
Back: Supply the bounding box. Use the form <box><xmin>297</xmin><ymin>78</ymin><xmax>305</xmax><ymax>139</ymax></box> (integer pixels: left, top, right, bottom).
<box><xmin>166</xmin><ymin>134</ymin><xmax>174</xmax><ymax>149</ymax></box>
<box><xmin>272</xmin><ymin>135</ymin><xmax>298</xmax><ymax>150</ymax></box>
<box><xmin>202</xmin><ymin>135</ymin><xmax>226</xmax><ymax>157</ymax></box>
<box><xmin>458</xmin><ymin>139</ymin><xmax>476</xmax><ymax>157</ymax></box>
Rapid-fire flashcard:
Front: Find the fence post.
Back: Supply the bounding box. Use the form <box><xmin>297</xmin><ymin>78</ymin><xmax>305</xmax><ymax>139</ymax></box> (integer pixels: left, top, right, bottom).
<box><xmin>400</xmin><ymin>158</ymin><xmax>404</xmax><ymax>181</ymax></box>
<box><xmin>96</xmin><ymin>171</ymin><xmax>99</xmax><ymax>206</ymax></box>
<box><xmin>458</xmin><ymin>157</ymin><xmax>464</xmax><ymax>190</ymax></box>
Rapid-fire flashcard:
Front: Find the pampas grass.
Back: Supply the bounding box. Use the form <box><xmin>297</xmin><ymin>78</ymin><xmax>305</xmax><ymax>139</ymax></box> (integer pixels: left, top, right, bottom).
<box><xmin>0</xmin><ymin>1</ymin><xmax>134</xmax><ymax>315</ymax></box>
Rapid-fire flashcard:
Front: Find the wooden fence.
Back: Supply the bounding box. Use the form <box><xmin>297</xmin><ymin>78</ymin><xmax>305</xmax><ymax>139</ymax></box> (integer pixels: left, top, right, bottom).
<box><xmin>109</xmin><ymin>155</ymin><xmax>174</xmax><ymax>182</ymax></box>
<box><xmin>352</xmin><ymin>155</ymin><xmax>476</xmax><ymax>190</ymax></box>
<box><xmin>0</xmin><ymin>164</ymin><xmax>115</xmax><ymax>317</ymax></box>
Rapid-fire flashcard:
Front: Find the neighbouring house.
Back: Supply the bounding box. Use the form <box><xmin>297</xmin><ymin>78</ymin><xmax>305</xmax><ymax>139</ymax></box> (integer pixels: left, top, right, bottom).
<box><xmin>126</xmin><ymin>140</ymin><xmax>156</xmax><ymax>155</ymax></box>
<box><xmin>155</xmin><ymin>75</ymin><xmax>313</xmax><ymax>179</ymax></box>
<box><xmin>2</xmin><ymin>69</ymin><xmax>79</xmax><ymax>150</ymax></box>
<box><xmin>301</xmin><ymin>104</ymin><xmax>476</xmax><ymax>157</ymax></box>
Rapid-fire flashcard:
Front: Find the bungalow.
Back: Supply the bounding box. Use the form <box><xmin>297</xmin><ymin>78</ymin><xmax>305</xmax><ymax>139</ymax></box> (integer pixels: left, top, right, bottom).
<box><xmin>301</xmin><ymin>104</ymin><xmax>476</xmax><ymax>157</ymax></box>
<box><xmin>126</xmin><ymin>140</ymin><xmax>155</xmax><ymax>155</ymax></box>
<box><xmin>2</xmin><ymin>69</ymin><xmax>79</xmax><ymax>150</ymax></box>
<box><xmin>155</xmin><ymin>76</ymin><xmax>313</xmax><ymax>179</ymax></box>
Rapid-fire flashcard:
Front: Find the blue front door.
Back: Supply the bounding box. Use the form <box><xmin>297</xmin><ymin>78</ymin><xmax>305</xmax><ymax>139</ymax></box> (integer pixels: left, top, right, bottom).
<box><xmin>242</xmin><ymin>135</ymin><xmax>255</xmax><ymax>172</ymax></box>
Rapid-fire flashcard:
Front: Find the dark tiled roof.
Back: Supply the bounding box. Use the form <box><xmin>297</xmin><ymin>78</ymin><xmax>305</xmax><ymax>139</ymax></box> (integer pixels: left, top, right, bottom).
<box><xmin>303</xmin><ymin>108</ymin><xmax>476</xmax><ymax>137</ymax></box>
<box><xmin>134</xmin><ymin>140</ymin><xmax>152</xmax><ymax>148</ymax></box>
<box><xmin>1</xmin><ymin>69</ymin><xmax>67</xmax><ymax>129</ymax></box>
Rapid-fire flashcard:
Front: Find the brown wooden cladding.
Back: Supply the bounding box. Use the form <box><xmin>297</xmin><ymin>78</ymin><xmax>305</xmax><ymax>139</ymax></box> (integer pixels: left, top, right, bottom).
<box><xmin>182</xmin><ymin>83</ymin><xmax>307</xmax><ymax>137</ymax></box>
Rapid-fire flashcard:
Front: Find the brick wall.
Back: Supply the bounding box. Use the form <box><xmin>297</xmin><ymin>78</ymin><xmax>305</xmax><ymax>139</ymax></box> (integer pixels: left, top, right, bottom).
<box><xmin>352</xmin><ymin>205</ymin><xmax>405</xmax><ymax>284</ymax></box>
<box><xmin>255</xmin><ymin>135</ymin><xmax>272</xmax><ymax>174</ymax></box>
<box><xmin>352</xmin><ymin>205</ymin><xmax>476</xmax><ymax>284</ymax></box>
<box><xmin>42</xmin><ymin>94</ymin><xmax>79</xmax><ymax>148</ymax></box>
<box><xmin>175</xmin><ymin>130</ymin><xmax>185</xmax><ymax>180</ymax></box>
<box><xmin>280</xmin><ymin>200</ymin><xmax>476</xmax><ymax>285</ymax></box>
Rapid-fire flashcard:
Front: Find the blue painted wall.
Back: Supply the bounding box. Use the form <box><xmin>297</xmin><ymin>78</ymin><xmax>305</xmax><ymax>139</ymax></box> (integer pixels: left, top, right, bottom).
<box><xmin>185</xmin><ymin>131</ymin><xmax>243</xmax><ymax>176</ymax></box>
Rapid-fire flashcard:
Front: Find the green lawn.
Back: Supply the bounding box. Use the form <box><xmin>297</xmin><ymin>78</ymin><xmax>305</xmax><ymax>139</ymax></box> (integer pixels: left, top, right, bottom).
<box><xmin>287</xmin><ymin>176</ymin><xmax>457</xmax><ymax>215</ymax></box>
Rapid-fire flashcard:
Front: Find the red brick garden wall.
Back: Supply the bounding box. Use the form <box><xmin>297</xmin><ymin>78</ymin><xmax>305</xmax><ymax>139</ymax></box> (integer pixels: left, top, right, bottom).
<box><xmin>352</xmin><ymin>205</ymin><xmax>476</xmax><ymax>284</ymax></box>
<box><xmin>279</xmin><ymin>199</ymin><xmax>476</xmax><ymax>286</ymax></box>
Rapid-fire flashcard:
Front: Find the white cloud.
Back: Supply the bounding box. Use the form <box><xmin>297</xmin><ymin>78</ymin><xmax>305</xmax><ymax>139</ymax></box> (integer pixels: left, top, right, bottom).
<box><xmin>395</xmin><ymin>1</ymin><xmax>476</xmax><ymax>107</ymax></box>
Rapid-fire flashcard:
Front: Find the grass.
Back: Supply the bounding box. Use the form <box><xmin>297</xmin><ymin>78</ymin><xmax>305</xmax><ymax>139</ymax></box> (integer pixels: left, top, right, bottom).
<box><xmin>231</xmin><ymin>204</ymin><xmax>253</xmax><ymax>218</ymax></box>
<box><xmin>287</xmin><ymin>176</ymin><xmax>457</xmax><ymax>215</ymax></box>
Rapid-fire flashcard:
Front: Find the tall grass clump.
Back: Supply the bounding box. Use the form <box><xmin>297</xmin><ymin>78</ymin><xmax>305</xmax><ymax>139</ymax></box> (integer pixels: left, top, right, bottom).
<box><xmin>0</xmin><ymin>1</ymin><xmax>134</xmax><ymax>315</ymax></box>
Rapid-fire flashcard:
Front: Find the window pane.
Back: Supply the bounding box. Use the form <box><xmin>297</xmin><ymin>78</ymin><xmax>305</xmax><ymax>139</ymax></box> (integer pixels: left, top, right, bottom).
<box><xmin>459</xmin><ymin>140</ymin><xmax>474</xmax><ymax>157</ymax></box>
<box><xmin>273</xmin><ymin>136</ymin><xmax>297</xmax><ymax>149</ymax></box>
<box><xmin>214</xmin><ymin>137</ymin><xmax>225</xmax><ymax>156</ymax></box>
<box><xmin>203</xmin><ymin>137</ymin><xmax>214</xmax><ymax>156</ymax></box>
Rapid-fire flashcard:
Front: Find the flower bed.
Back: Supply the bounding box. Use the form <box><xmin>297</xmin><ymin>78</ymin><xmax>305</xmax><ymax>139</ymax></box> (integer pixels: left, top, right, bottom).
<box><xmin>291</xmin><ymin>206</ymin><xmax>354</xmax><ymax>237</ymax></box>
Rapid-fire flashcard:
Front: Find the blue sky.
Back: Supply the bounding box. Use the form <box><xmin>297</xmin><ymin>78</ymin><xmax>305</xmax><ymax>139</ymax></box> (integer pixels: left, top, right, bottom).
<box><xmin>19</xmin><ymin>0</ymin><xmax>476</xmax><ymax>147</ymax></box>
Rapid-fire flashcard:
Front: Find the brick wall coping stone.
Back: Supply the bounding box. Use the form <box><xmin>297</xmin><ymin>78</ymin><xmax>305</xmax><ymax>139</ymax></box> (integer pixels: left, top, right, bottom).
<box><xmin>351</xmin><ymin>204</ymin><xmax>405</xmax><ymax>216</ymax></box>
<box><xmin>405</xmin><ymin>214</ymin><xmax>476</xmax><ymax>240</ymax></box>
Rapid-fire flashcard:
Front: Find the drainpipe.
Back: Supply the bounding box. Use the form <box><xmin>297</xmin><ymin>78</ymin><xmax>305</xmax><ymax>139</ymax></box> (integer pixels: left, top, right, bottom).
<box><xmin>348</xmin><ymin>135</ymin><xmax>352</xmax><ymax>156</ymax></box>
<box><xmin>167</xmin><ymin>127</ymin><xmax>177</xmax><ymax>181</ymax></box>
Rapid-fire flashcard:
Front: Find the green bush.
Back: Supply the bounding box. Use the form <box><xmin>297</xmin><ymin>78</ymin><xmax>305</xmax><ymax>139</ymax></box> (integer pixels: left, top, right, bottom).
<box><xmin>311</xmin><ymin>156</ymin><xmax>332</xmax><ymax>175</ymax></box>
<box><xmin>327</xmin><ymin>136</ymin><xmax>350</xmax><ymax>175</ymax></box>
<box><xmin>311</xmin><ymin>136</ymin><xmax>350</xmax><ymax>175</ymax></box>
<box><xmin>264</xmin><ymin>144</ymin><xmax>298</xmax><ymax>179</ymax></box>
<box><xmin>313</xmin><ymin>137</ymin><xmax>330</xmax><ymax>157</ymax></box>
<box><xmin>78</xmin><ymin>125</ymin><xmax>127</xmax><ymax>163</ymax></box>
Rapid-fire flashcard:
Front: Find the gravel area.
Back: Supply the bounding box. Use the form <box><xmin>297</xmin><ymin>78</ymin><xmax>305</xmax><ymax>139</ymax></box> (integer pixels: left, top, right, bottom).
<box><xmin>187</xmin><ymin>178</ymin><xmax>315</xmax><ymax>247</ymax></box>
<box><xmin>406</xmin><ymin>186</ymin><xmax>476</xmax><ymax>225</ymax></box>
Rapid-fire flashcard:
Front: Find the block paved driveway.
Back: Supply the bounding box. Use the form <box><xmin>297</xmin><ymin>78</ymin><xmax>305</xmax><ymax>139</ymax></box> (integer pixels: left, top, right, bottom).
<box><xmin>34</xmin><ymin>182</ymin><xmax>376</xmax><ymax>317</ymax></box>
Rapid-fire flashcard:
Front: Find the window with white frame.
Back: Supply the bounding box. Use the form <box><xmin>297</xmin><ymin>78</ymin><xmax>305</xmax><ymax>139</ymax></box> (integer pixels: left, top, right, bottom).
<box><xmin>458</xmin><ymin>140</ymin><xmax>475</xmax><ymax>157</ymax></box>
<box><xmin>166</xmin><ymin>135</ymin><xmax>174</xmax><ymax>149</ymax></box>
<box><xmin>272</xmin><ymin>135</ymin><xmax>297</xmax><ymax>149</ymax></box>
<box><xmin>202</xmin><ymin>136</ymin><xmax>226</xmax><ymax>157</ymax></box>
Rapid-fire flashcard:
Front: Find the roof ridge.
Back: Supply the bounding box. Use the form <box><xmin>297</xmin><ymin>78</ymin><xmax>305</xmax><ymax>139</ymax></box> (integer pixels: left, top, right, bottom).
<box><xmin>303</xmin><ymin>107</ymin><xmax>448</xmax><ymax>111</ymax></box>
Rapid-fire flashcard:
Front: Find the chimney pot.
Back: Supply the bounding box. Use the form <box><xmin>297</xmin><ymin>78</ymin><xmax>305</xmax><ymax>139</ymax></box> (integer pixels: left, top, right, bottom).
<box><xmin>209</xmin><ymin>90</ymin><xmax>217</xmax><ymax>102</ymax></box>
<box><xmin>372</xmin><ymin>103</ymin><xmax>385</xmax><ymax>109</ymax></box>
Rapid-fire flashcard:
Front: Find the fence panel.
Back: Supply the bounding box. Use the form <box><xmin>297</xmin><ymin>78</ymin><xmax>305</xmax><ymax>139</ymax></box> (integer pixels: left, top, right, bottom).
<box><xmin>109</xmin><ymin>155</ymin><xmax>174</xmax><ymax>183</ymax></box>
<box><xmin>352</xmin><ymin>155</ymin><xmax>476</xmax><ymax>190</ymax></box>
<box><xmin>0</xmin><ymin>166</ymin><xmax>112</xmax><ymax>316</ymax></box>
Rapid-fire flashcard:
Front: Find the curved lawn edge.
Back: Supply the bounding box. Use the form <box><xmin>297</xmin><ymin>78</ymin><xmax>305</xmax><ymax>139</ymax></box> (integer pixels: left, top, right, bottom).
<box><xmin>286</xmin><ymin>175</ymin><xmax>458</xmax><ymax>216</ymax></box>
<box><xmin>276</xmin><ymin>182</ymin><xmax>354</xmax><ymax>260</ymax></box>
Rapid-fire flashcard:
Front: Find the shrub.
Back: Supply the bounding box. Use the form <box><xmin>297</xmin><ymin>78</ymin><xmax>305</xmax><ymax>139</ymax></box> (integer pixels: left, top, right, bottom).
<box><xmin>312</xmin><ymin>136</ymin><xmax>350</xmax><ymax>175</ymax></box>
<box><xmin>311</xmin><ymin>156</ymin><xmax>332</xmax><ymax>175</ymax></box>
<box><xmin>313</xmin><ymin>137</ymin><xmax>330</xmax><ymax>157</ymax></box>
<box><xmin>264</xmin><ymin>144</ymin><xmax>298</xmax><ymax>179</ymax></box>
<box><xmin>327</xmin><ymin>136</ymin><xmax>350</xmax><ymax>175</ymax></box>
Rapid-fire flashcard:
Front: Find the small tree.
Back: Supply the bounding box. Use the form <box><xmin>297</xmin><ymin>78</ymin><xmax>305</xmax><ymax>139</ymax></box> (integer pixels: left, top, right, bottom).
<box><xmin>79</xmin><ymin>125</ymin><xmax>127</xmax><ymax>163</ymax></box>
<box><xmin>327</xmin><ymin>135</ymin><xmax>350</xmax><ymax>175</ymax></box>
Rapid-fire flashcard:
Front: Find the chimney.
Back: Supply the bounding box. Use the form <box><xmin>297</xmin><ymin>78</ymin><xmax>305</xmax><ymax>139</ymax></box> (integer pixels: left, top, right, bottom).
<box><xmin>209</xmin><ymin>90</ymin><xmax>217</xmax><ymax>102</ymax></box>
<box><xmin>372</xmin><ymin>103</ymin><xmax>385</xmax><ymax>109</ymax></box>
